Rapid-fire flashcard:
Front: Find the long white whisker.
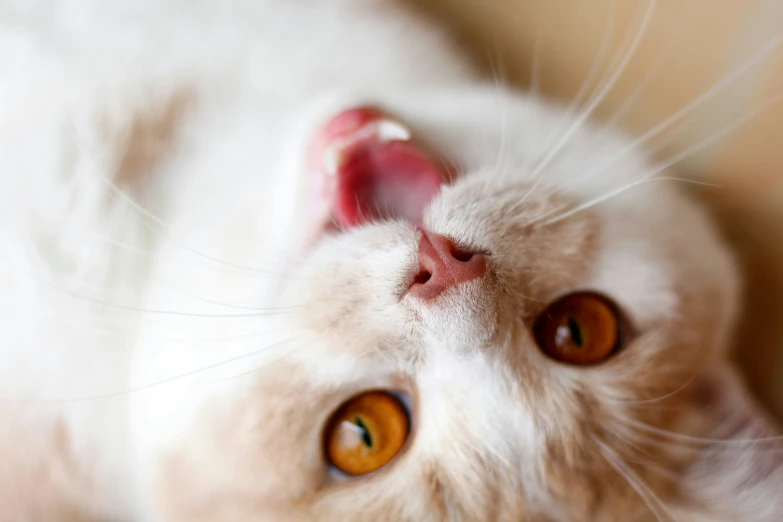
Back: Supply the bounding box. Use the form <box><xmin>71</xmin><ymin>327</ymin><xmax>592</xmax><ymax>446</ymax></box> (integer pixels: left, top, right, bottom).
<box><xmin>155</xmin><ymin>276</ymin><xmax>295</xmax><ymax>312</ymax></box>
<box><xmin>100</xmin><ymin>236</ymin><xmax>297</xmax><ymax>278</ymax></box>
<box><xmin>618</xmin><ymin>416</ymin><xmax>783</xmax><ymax>446</ymax></box>
<box><xmin>530</xmin><ymin>0</ymin><xmax>618</xmax><ymax>168</ymax></box>
<box><xmin>598</xmin><ymin>373</ymin><xmax>700</xmax><ymax>405</ymax></box>
<box><xmin>8</xmin><ymin>338</ymin><xmax>302</xmax><ymax>403</ymax></box>
<box><xmin>606</xmin><ymin>413</ymin><xmax>783</xmax><ymax>455</ymax></box>
<box><xmin>595</xmin><ymin>438</ymin><xmax>675</xmax><ymax>522</ymax></box>
<box><xmin>574</xmin><ymin>0</ymin><xmax>640</xmax><ymax>114</ymax></box>
<box><xmin>548</xmin><ymin>30</ymin><xmax>783</xmax><ymax>197</ymax></box>
<box><xmin>484</xmin><ymin>36</ymin><xmax>513</xmax><ymax>181</ymax></box>
<box><xmin>527</xmin><ymin>0</ymin><xmax>655</xmax><ymax>181</ymax></box>
<box><xmin>610</xmin><ymin>435</ymin><xmax>683</xmax><ymax>482</ymax></box>
<box><xmin>529</xmin><ymin>24</ymin><xmax>545</xmax><ymax>99</ymax></box>
<box><xmin>539</xmin><ymin>90</ymin><xmax>783</xmax><ymax>226</ymax></box>
<box><xmin>72</xmin><ymin>134</ymin><xmax>288</xmax><ymax>275</ymax></box>
<box><xmin>0</xmin><ymin>252</ymin><xmax>298</xmax><ymax>318</ymax></box>
<box><xmin>217</xmin><ymin>339</ymin><xmax>311</xmax><ymax>382</ymax></box>
<box><xmin>525</xmin><ymin>176</ymin><xmax>719</xmax><ymax>229</ymax></box>
<box><xmin>603</xmin><ymin>4</ymin><xmax>693</xmax><ymax>128</ymax></box>
<box><xmin>509</xmin><ymin>0</ymin><xmax>655</xmax><ymax>215</ymax></box>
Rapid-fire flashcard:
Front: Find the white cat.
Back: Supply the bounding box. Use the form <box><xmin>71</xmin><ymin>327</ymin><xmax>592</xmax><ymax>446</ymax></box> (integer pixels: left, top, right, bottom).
<box><xmin>0</xmin><ymin>1</ymin><xmax>780</xmax><ymax>520</ymax></box>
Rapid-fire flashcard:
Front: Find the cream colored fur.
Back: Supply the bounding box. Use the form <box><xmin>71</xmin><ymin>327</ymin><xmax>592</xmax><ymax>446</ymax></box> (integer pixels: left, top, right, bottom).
<box><xmin>0</xmin><ymin>1</ymin><xmax>780</xmax><ymax>521</ymax></box>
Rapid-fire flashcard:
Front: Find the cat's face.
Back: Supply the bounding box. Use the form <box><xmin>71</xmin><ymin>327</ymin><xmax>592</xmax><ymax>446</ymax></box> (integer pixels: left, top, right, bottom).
<box><xmin>134</xmin><ymin>90</ymin><xmax>778</xmax><ymax>521</ymax></box>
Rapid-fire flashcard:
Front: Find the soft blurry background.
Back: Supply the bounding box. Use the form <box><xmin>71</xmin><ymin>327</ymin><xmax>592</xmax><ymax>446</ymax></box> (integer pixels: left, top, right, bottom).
<box><xmin>411</xmin><ymin>0</ymin><xmax>783</xmax><ymax>418</ymax></box>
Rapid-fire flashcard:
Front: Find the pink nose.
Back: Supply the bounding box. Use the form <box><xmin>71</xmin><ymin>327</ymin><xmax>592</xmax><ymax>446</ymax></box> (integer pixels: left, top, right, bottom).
<box><xmin>409</xmin><ymin>228</ymin><xmax>486</xmax><ymax>300</ymax></box>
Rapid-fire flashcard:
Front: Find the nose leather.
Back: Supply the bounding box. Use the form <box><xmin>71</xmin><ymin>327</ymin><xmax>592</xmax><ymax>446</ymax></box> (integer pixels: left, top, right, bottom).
<box><xmin>408</xmin><ymin>228</ymin><xmax>486</xmax><ymax>300</ymax></box>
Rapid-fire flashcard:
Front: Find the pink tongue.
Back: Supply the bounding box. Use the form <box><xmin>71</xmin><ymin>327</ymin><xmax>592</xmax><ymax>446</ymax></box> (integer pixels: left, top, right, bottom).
<box><xmin>336</xmin><ymin>141</ymin><xmax>444</xmax><ymax>228</ymax></box>
<box><xmin>314</xmin><ymin>108</ymin><xmax>447</xmax><ymax>230</ymax></box>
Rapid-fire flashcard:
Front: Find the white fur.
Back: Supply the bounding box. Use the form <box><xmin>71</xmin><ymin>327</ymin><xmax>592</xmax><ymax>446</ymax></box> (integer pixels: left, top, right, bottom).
<box><xmin>0</xmin><ymin>1</ymin><xmax>774</xmax><ymax>521</ymax></box>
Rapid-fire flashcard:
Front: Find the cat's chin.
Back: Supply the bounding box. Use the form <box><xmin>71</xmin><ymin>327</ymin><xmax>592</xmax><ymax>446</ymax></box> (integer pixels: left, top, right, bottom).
<box><xmin>299</xmin><ymin>106</ymin><xmax>452</xmax><ymax>252</ymax></box>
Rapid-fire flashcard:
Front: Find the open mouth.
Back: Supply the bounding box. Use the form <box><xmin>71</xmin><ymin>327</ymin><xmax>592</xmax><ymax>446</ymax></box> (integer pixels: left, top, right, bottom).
<box><xmin>304</xmin><ymin>107</ymin><xmax>451</xmax><ymax>244</ymax></box>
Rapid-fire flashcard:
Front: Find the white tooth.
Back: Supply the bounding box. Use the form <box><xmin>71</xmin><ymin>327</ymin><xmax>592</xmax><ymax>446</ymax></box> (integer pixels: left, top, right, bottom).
<box><xmin>323</xmin><ymin>146</ymin><xmax>343</xmax><ymax>176</ymax></box>
<box><xmin>376</xmin><ymin>119</ymin><xmax>411</xmax><ymax>142</ymax></box>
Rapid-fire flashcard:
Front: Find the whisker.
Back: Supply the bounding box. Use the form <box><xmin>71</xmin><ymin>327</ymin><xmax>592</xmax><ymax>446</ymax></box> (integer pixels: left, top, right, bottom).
<box><xmin>10</xmin><ymin>293</ymin><xmax>291</xmax><ymax>341</ymax></box>
<box><xmin>100</xmin><ymin>236</ymin><xmax>297</xmax><ymax>278</ymax></box>
<box><xmin>527</xmin><ymin>0</ymin><xmax>656</xmax><ymax>182</ymax></box>
<box><xmin>155</xmin><ymin>278</ymin><xmax>297</xmax><ymax>312</ymax></box>
<box><xmin>509</xmin><ymin>0</ymin><xmax>655</xmax><ymax>216</ymax></box>
<box><xmin>528</xmin><ymin>24</ymin><xmax>545</xmax><ymax>99</ymax></box>
<box><xmin>610</xmin><ymin>437</ymin><xmax>682</xmax><ymax>483</ymax></box>
<box><xmin>528</xmin><ymin>0</ymin><xmax>618</xmax><ymax>170</ymax></box>
<box><xmin>598</xmin><ymin>373</ymin><xmax>700</xmax><ymax>405</ymax></box>
<box><xmin>617</xmin><ymin>416</ymin><xmax>783</xmax><ymax>446</ymax></box>
<box><xmin>354</xmin><ymin>193</ymin><xmax>366</xmax><ymax>224</ymax></box>
<box><xmin>603</xmin><ymin>4</ymin><xmax>692</xmax><ymax>129</ymax></box>
<box><xmin>595</xmin><ymin>437</ymin><xmax>676</xmax><ymax>522</ymax></box>
<box><xmin>538</xmin><ymin>89</ymin><xmax>783</xmax><ymax>226</ymax></box>
<box><xmin>0</xmin><ymin>253</ymin><xmax>298</xmax><ymax>318</ymax></box>
<box><xmin>72</xmin><ymin>133</ymin><xmax>291</xmax><ymax>275</ymax></box>
<box><xmin>217</xmin><ymin>339</ymin><xmax>310</xmax><ymax>382</ymax></box>
<box><xmin>525</xmin><ymin>177</ymin><xmax>719</xmax><ymax>229</ymax></box>
<box><xmin>329</xmin><ymin>214</ymin><xmax>346</xmax><ymax>234</ymax></box>
<box><xmin>5</xmin><ymin>337</ymin><xmax>300</xmax><ymax>403</ymax></box>
<box><xmin>573</xmin><ymin>0</ymin><xmax>638</xmax><ymax>116</ymax></box>
<box><xmin>605</xmin><ymin>414</ymin><xmax>783</xmax><ymax>457</ymax></box>
<box><xmin>483</xmin><ymin>34</ymin><xmax>514</xmax><ymax>181</ymax></box>
<box><xmin>546</xmin><ymin>30</ymin><xmax>783</xmax><ymax>198</ymax></box>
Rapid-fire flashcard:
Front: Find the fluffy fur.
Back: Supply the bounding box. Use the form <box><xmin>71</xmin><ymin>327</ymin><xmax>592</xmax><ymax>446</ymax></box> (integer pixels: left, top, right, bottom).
<box><xmin>0</xmin><ymin>1</ymin><xmax>780</xmax><ymax>521</ymax></box>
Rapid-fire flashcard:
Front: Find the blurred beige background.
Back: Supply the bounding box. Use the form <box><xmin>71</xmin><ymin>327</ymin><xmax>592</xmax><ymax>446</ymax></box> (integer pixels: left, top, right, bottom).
<box><xmin>412</xmin><ymin>0</ymin><xmax>783</xmax><ymax>417</ymax></box>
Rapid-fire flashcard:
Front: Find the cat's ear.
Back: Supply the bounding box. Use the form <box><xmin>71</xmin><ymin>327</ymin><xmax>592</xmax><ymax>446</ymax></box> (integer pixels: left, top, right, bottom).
<box><xmin>681</xmin><ymin>362</ymin><xmax>783</xmax><ymax>522</ymax></box>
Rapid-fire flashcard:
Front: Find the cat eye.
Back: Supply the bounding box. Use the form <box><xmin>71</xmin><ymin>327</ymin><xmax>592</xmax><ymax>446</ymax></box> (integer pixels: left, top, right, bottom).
<box><xmin>323</xmin><ymin>391</ymin><xmax>410</xmax><ymax>476</ymax></box>
<box><xmin>533</xmin><ymin>292</ymin><xmax>622</xmax><ymax>365</ymax></box>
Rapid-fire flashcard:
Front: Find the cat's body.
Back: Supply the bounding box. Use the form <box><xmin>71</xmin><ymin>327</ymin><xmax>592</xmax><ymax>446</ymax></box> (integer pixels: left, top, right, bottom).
<box><xmin>0</xmin><ymin>1</ymin><xmax>780</xmax><ymax>521</ymax></box>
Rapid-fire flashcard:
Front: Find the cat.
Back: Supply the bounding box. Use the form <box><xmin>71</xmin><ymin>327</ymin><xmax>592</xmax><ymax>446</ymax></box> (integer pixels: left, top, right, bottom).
<box><xmin>0</xmin><ymin>0</ymin><xmax>781</xmax><ymax>520</ymax></box>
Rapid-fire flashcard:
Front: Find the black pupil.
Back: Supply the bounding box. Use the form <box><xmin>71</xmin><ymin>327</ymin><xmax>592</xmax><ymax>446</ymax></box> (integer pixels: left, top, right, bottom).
<box><xmin>354</xmin><ymin>417</ymin><xmax>373</xmax><ymax>448</ymax></box>
<box><xmin>567</xmin><ymin>317</ymin><xmax>583</xmax><ymax>347</ymax></box>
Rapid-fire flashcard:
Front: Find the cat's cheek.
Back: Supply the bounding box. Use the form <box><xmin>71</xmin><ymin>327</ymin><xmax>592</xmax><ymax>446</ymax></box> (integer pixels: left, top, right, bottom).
<box><xmin>679</xmin><ymin>362</ymin><xmax>783</xmax><ymax>521</ymax></box>
<box><xmin>132</xmin><ymin>381</ymin><xmax>323</xmax><ymax>522</ymax></box>
<box><xmin>281</xmin><ymin>223</ymin><xmax>419</xmax><ymax>331</ymax></box>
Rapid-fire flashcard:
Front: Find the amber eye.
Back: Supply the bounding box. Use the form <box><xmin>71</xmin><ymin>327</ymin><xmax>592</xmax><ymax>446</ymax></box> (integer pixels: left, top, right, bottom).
<box><xmin>533</xmin><ymin>292</ymin><xmax>621</xmax><ymax>365</ymax></box>
<box><xmin>324</xmin><ymin>391</ymin><xmax>410</xmax><ymax>476</ymax></box>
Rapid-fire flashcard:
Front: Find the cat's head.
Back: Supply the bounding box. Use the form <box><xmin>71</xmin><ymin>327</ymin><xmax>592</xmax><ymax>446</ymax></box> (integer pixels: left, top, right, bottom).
<box><xmin>131</xmin><ymin>89</ymin><xmax>781</xmax><ymax>521</ymax></box>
